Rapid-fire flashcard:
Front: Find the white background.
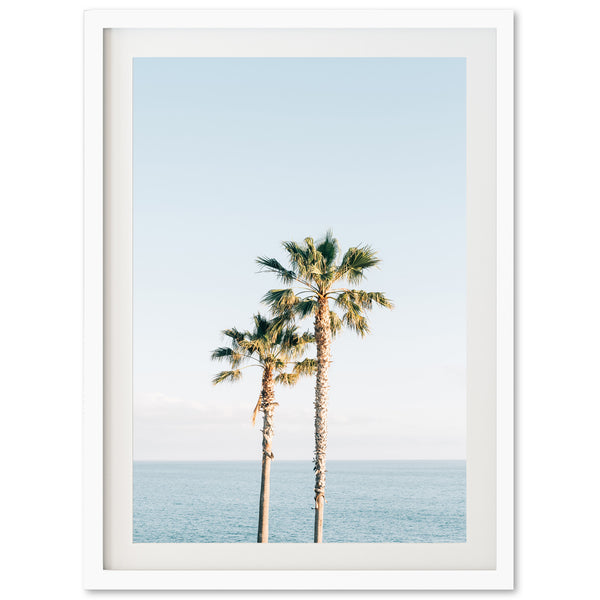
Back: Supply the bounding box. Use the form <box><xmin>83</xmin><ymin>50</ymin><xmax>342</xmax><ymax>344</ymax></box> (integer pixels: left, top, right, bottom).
<box><xmin>0</xmin><ymin>0</ymin><xmax>598</xmax><ymax>598</ymax></box>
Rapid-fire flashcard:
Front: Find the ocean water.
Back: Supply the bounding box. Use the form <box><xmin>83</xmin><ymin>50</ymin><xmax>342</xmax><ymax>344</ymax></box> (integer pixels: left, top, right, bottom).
<box><xmin>133</xmin><ymin>460</ymin><xmax>465</xmax><ymax>543</ymax></box>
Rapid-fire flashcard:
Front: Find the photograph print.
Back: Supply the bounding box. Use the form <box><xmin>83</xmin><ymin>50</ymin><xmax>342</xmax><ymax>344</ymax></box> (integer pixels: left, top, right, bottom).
<box><xmin>133</xmin><ymin>57</ymin><xmax>466</xmax><ymax>544</ymax></box>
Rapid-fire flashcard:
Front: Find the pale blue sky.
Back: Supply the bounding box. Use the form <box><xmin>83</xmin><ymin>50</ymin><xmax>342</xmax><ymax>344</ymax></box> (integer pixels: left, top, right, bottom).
<box><xmin>133</xmin><ymin>58</ymin><xmax>466</xmax><ymax>460</ymax></box>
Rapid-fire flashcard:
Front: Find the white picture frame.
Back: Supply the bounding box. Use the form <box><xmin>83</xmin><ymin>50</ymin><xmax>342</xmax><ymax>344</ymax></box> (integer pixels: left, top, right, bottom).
<box><xmin>84</xmin><ymin>8</ymin><xmax>513</xmax><ymax>590</ymax></box>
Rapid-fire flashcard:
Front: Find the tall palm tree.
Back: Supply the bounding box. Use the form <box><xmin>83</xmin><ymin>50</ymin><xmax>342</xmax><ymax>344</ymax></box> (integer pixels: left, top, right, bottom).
<box><xmin>211</xmin><ymin>313</ymin><xmax>315</xmax><ymax>543</ymax></box>
<box><xmin>257</xmin><ymin>231</ymin><xmax>393</xmax><ymax>542</ymax></box>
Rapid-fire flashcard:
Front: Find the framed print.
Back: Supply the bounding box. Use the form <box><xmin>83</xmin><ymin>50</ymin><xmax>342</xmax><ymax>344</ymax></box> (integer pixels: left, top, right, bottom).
<box><xmin>84</xmin><ymin>9</ymin><xmax>513</xmax><ymax>590</ymax></box>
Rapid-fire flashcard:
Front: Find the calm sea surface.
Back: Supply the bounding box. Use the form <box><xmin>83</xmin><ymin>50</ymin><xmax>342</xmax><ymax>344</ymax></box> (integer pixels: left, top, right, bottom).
<box><xmin>133</xmin><ymin>460</ymin><xmax>465</xmax><ymax>543</ymax></box>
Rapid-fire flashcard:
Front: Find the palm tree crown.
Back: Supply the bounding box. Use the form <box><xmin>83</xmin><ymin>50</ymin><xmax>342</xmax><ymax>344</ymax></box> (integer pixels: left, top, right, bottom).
<box><xmin>211</xmin><ymin>313</ymin><xmax>316</xmax><ymax>400</ymax></box>
<box><xmin>257</xmin><ymin>230</ymin><xmax>393</xmax><ymax>332</ymax></box>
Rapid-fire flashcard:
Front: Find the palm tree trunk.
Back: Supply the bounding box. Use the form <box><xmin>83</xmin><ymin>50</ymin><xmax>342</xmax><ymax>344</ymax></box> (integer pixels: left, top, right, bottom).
<box><xmin>257</xmin><ymin>368</ymin><xmax>275</xmax><ymax>543</ymax></box>
<box><xmin>313</xmin><ymin>297</ymin><xmax>331</xmax><ymax>543</ymax></box>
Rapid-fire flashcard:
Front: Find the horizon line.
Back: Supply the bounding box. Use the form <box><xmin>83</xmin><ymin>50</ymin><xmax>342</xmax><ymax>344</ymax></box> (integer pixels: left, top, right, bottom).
<box><xmin>133</xmin><ymin>458</ymin><xmax>467</xmax><ymax>462</ymax></box>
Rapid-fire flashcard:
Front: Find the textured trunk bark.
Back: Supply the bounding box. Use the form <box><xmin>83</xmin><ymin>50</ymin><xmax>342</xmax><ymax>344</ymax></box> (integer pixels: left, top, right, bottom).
<box><xmin>313</xmin><ymin>296</ymin><xmax>331</xmax><ymax>543</ymax></box>
<box><xmin>257</xmin><ymin>368</ymin><xmax>275</xmax><ymax>543</ymax></box>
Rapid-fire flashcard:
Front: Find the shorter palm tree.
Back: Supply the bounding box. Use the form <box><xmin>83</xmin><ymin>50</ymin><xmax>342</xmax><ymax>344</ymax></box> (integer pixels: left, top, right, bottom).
<box><xmin>211</xmin><ymin>313</ymin><xmax>316</xmax><ymax>543</ymax></box>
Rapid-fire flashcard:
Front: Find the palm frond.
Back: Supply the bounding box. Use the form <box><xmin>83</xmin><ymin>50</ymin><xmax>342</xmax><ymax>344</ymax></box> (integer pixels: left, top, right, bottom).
<box><xmin>316</xmin><ymin>229</ymin><xmax>340</xmax><ymax>267</ymax></box>
<box><xmin>210</xmin><ymin>346</ymin><xmax>245</xmax><ymax>367</ymax></box>
<box><xmin>294</xmin><ymin>298</ymin><xmax>318</xmax><ymax>318</ymax></box>
<box><xmin>304</xmin><ymin>237</ymin><xmax>318</xmax><ymax>262</ymax></box>
<box><xmin>237</xmin><ymin>338</ymin><xmax>262</xmax><ymax>356</ymax></box>
<box><xmin>335</xmin><ymin>245</ymin><xmax>381</xmax><ymax>284</ymax></box>
<box><xmin>314</xmin><ymin>262</ymin><xmax>337</xmax><ymax>287</ymax></box>
<box><xmin>299</xmin><ymin>330</ymin><xmax>316</xmax><ymax>344</ymax></box>
<box><xmin>330</xmin><ymin>311</ymin><xmax>343</xmax><ymax>337</ymax></box>
<box><xmin>256</xmin><ymin>256</ymin><xmax>297</xmax><ymax>284</ymax></box>
<box><xmin>272</xmin><ymin>357</ymin><xmax>287</xmax><ymax>371</ymax></box>
<box><xmin>253</xmin><ymin>313</ymin><xmax>271</xmax><ymax>338</ymax></box>
<box><xmin>342</xmin><ymin>310</ymin><xmax>370</xmax><ymax>337</ymax></box>
<box><xmin>274</xmin><ymin>372</ymin><xmax>300</xmax><ymax>386</ymax></box>
<box><xmin>268</xmin><ymin>309</ymin><xmax>297</xmax><ymax>332</ymax></box>
<box><xmin>276</xmin><ymin>325</ymin><xmax>298</xmax><ymax>348</ymax></box>
<box><xmin>334</xmin><ymin>292</ymin><xmax>363</xmax><ymax>314</ymax></box>
<box><xmin>334</xmin><ymin>290</ymin><xmax>393</xmax><ymax>311</ymax></box>
<box><xmin>222</xmin><ymin>327</ymin><xmax>246</xmax><ymax>344</ymax></box>
<box><xmin>211</xmin><ymin>346</ymin><xmax>233</xmax><ymax>360</ymax></box>
<box><xmin>282</xmin><ymin>240</ymin><xmax>311</xmax><ymax>280</ymax></box>
<box><xmin>262</xmin><ymin>288</ymin><xmax>300</xmax><ymax>313</ymax></box>
<box><xmin>293</xmin><ymin>358</ymin><xmax>318</xmax><ymax>376</ymax></box>
<box><xmin>278</xmin><ymin>327</ymin><xmax>314</xmax><ymax>360</ymax></box>
<box><xmin>366</xmin><ymin>291</ymin><xmax>394</xmax><ymax>310</ymax></box>
<box><xmin>212</xmin><ymin>369</ymin><xmax>243</xmax><ymax>385</ymax></box>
